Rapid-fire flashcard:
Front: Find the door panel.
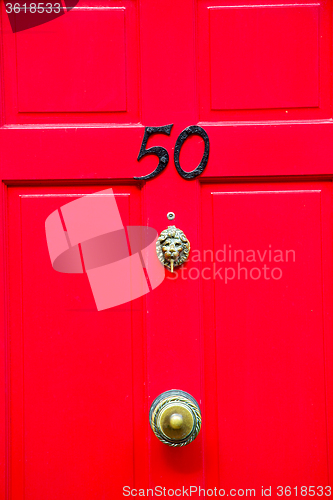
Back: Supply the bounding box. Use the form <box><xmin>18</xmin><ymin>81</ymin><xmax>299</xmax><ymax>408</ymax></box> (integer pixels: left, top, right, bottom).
<box><xmin>7</xmin><ymin>185</ymin><xmax>146</xmax><ymax>498</ymax></box>
<box><xmin>209</xmin><ymin>5</ymin><xmax>319</xmax><ymax>110</ymax></box>
<box><xmin>201</xmin><ymin>181</ymin><xmax>333</xmax><ymax>489</ymax></box>
<box><xmin>1</xmin><ymin>0</ymin><xmax>140</xmax><ymax>124</ymax></box>
<box><xmin>197</xmin><ymin>0</ymin><xmax>331</xmax><ymax>122</ymax></box>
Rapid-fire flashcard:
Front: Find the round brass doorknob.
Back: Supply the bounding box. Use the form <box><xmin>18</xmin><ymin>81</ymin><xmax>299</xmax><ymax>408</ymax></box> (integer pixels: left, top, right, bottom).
<box><xmin>149</xmin><ymin>390</ymin><xmax>201</xmax><ymax>447</ymax></box>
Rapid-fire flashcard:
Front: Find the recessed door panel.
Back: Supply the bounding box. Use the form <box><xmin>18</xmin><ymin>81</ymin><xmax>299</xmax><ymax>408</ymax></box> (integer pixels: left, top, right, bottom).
<box><xmin>6</xmin><ymin>185</ymin><xmax>146</xmax><ymax>499</ymax></box>
<box><xmin>201</xmin><ymin>182</ymin><xmax>333</xmax><ymax>490</ymax></box>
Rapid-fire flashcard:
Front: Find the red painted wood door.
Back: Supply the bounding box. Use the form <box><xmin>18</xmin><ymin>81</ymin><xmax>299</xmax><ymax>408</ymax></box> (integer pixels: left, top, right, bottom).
<box><xmin>1</xmin><ymin>0</ymin><xmax>333</xmax><ymax>498</ymax></box>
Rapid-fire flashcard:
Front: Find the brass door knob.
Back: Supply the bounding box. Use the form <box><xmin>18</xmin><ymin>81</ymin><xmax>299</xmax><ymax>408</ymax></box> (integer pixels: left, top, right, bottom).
<box><xmin>149</xmin><ymin>390</ymin><xmax>201</xmax><ymax>447</ymax></box>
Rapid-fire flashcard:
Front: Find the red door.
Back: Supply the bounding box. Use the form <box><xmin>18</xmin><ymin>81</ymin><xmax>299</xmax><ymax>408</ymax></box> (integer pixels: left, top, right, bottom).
<box><xmin>1</xmin><ymin>0</ymin><xmax>333</xmax><ymax>498</ymax></box>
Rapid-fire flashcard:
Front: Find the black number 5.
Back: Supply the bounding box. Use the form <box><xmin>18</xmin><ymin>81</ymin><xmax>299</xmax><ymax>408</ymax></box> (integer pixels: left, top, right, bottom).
<box><xmin>134</xmin><ymin>124</ymin><xmax>173</xmax><ymax>180</ymax></box>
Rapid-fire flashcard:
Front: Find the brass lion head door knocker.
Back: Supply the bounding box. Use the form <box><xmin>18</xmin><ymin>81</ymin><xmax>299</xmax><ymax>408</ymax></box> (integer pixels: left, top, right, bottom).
<box><xmin>156</xmin><ymin>214</ymin><xmax>190</xmax><ymax>272</ymax></box>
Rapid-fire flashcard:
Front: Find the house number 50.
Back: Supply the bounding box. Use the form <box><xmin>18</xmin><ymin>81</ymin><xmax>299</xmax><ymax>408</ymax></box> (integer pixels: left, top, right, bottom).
<box><xmin>134</xmin><ymin>124</ymin><xmax>210</xmax><ymax>181</ymax></box>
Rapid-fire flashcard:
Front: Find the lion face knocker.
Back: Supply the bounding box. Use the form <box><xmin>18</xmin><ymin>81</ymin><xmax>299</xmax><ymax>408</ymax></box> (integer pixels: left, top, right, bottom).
<box><xmin>156</xmin><ymin>225</ymin><xmax>190</xmax><ymax>273</ymax></box>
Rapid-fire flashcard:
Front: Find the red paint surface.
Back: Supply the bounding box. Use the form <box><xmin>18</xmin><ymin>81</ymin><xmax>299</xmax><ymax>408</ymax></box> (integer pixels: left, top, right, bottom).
<box><xmin>209</xmin><ymin>5</ymin><xmax>319</xmax><ymax>110</ymax></box>
<box><xmin>1</xmin><ymin>0</ymin><xmax>333</xmax><ymax>498</ymax></box>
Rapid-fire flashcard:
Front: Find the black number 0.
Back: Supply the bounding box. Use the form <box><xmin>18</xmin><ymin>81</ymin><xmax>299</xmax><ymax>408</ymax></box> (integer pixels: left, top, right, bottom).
<box><xmin>134</xmin><ymin>124</ymin><xmax>210</xmax><ymax>180</ymax></box>
<box><xmin>174</xmin><ymin>125</ymin><xmax>210</xmax><ymax>180</ymax></box>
